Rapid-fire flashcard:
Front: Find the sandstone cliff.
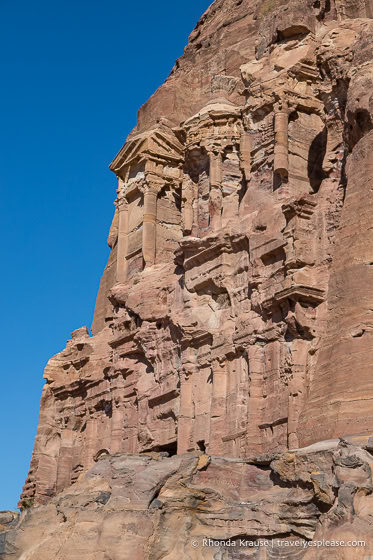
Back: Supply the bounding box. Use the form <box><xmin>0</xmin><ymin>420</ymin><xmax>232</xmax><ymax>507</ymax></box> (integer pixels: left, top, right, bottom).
<box><xmin>3</xmin><ymin>0</ymin><xmax>373</xmax><ymax>557</ymax></box>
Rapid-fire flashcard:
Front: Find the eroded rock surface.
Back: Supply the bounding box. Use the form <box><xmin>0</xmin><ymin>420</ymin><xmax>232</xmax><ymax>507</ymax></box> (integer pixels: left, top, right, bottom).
<box><xmin>6</xmin><ymin>0</ymin><xmax>373</xmax><ymax>557</ymax></box>
<box><xmin>3</xmin><ymin>441</ymin><xmax>373</xmax><ymax>559</ymax></box>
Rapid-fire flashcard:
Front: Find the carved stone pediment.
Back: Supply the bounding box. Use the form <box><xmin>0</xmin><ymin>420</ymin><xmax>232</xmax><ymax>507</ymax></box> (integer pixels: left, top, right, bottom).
<box><xmin>109</xmin><ymin>124</ymin><xmax>184</xmax><ymax>177</ymax></box>
<box><xmin>274</xmin><ymin>285</ymin><xmax>325</xmax><ymax>304</ymax></box>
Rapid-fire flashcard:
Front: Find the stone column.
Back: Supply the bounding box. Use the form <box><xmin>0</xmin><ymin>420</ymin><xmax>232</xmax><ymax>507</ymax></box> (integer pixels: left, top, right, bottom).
<box><xmin>110</xmin><ymin>406</ymin><xmax>125</xmax><ymax>454</ymax></box>
<box><xmin>287</xmin><ymin>339</ymin><xmax>308</xmax><ymax>449</ymax></box>
<box><xmin>178</xmin><ymin>370</ymin><xmax>194</xmax><ymax>453</ymax></box>
<box><xmin>240</xmin><ymin>128</ymin><xmax>251</xmax><ymax>182</ymax></box>
<box><xmin>182</xmin><ymin>177</ymin><xmax>194</xmax><ymax>235</ymax></box>
<box><xmin>142</xmin><ymin>181</ymin><xmax>158</xmax><ymax>267</ymax></box>
<box><xmin>83</xmin><ymin>418</ymin><xmax>98</xmax><ymax>469</ymax></box>
<box><xmin>116</xmin><ymin>180</ymin><xmax>129</xmax><ymax>283</ymax></box>
<box><xmin>245</xmin><ymin>345</ymin><xmax>265</xmax><ymax>456</ymax></box>
<box><xmin>274</xmin><ymin>100</ymin><xmax>289</xmax><ymax>181</ymax></box>
<box><xmin>208</xmin><ymin>150</ymin><xmax>223</xmax><ymax>231</ymax></box>
<box><xmin>209</xmin><ymin>360</ymin><xmax>227</xmax><ymax>455</ymax></box>
<box><xmin>192</xmin><ymin>180</ymin><xmax>199</xmax><ymax>237</ymax></box>
<box><xmin>56</xmin><ymin>429</ymin><xmax>74</xmax><ymax>494</ymax></box>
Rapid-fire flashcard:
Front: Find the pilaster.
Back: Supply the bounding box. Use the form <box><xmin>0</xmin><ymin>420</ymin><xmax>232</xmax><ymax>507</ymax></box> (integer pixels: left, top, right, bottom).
<box><xmin>116</xmin><ymin>179</ymin><xmax>129</xmax><ymax>283</ymax></box>
<box><xmin>208</xmin><ymin>150</ymin><xmax>223</xmax><ymax>231</ymax></box>
<box><xmin>274</xmin><ymin>99</ymin><xmax>289</xmax><ymax>181</ymax></box>
<box><xmin>142</xmin><ymin>179</ymin><xmax>159</xmax><ymax>267</ymax></box>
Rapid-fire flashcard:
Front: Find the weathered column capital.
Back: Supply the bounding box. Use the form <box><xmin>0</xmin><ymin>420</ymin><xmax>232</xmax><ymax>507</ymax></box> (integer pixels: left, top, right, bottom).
<box><xmin>181</xmin><ymin>365</ymin><xmax>198</xmax><ymax>382</ymax></box>
<box><xmin>116</xmin><ymin>177</ymin><xmax>128</xmax><ymax>210</ymax></box>
<box><xmin>144</xmin><ymin>175</ymin><xmax>163</xmax><ymax>195</ymax></box>
<box><xmin>206</xmin><ymin>146</ymin><xmax>224</xmax><ymax>159</ymax></box>
<box><xmin>116</xmin><ymin>196</ymin><xmax>128</xmax><ymax>212</ymax></box>
<box><xmin>274</xmin><ymin>96</ymin><xmax>289</xmax><ymax>115</ymax></box>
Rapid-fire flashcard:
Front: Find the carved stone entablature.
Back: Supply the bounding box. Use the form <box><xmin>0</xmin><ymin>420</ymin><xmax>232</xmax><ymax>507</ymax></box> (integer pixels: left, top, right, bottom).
<box><xmin>273</xmin><ymin>285</ymin><xmax>325</xmax><ymax>305</ymax></box>
<box><xmin>282</xmin><ymin>196</ymin><xmax>317</xmax><ymax>221</ymax></box>
<box><xmin>183</xmin><ymin>100</ymin><xmax>242</xmax><ymax>151</ymax></box>
<box><xmin>287</xmin><ymin>61</ymin><xmax>319</xmax><ymax>82</ymax></box>
<box><xmin>244</xmin><ymin>89</ymin><xmax>323</xmax><ymax>124</ymax></box>
<box><xmin>181</xmin><ymin>328</ymin><xmax>212</xmax><ymax>350</ymax></box>
<box><xmin>179</xmin><ymin>231</ymin><xmax>248</xmax><ymax>272</ymax></box>
<box><xmin>261</xmin><ymin>284</ymin><xmax>325</xmax><ymax>312</ymax></box>
<box><xmin>186</xmin><ymin>106</ymin><xmax>239</xmax><ymax>150</ymax></box>
<box><xmin>250</xmin><ymin>237</ymin><xmax>287</xmax><ymax>262</ymax></box>
<box><xmin>279</xmin><ymin>88</ymin><xmax>323</xmax><ymax>115</ymax></box>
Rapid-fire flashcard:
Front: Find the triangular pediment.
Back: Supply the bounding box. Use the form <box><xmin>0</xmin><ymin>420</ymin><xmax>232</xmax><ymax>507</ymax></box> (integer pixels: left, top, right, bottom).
<box><xmin>110</xmin><ymin>124</ymin><xmax>184</xmax><ymax>175</ymax></box>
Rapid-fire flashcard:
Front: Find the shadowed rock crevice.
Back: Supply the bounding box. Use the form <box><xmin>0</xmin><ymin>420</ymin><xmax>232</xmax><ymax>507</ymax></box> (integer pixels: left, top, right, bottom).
<box><xmin>308</xmin><ymin>127</ymin><xmax>327</xmax><ymax>192</ymax></box>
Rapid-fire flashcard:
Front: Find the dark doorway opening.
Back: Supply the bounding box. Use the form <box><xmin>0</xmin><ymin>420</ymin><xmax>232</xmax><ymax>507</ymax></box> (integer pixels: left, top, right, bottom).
<box><xmin>153</xmin><ymin>441</ymin><xmax>178</xmax><ymax>457</ymax></box>
<box><xmin>197</xmin><ymin>440</ymin><xmax>206</xmax><ymax>453</ymax></box>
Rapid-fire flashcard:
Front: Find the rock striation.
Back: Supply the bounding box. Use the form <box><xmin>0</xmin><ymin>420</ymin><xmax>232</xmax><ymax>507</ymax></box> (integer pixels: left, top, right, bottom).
<box><xmin>4</xmin><ymin>0</ymin><xmax>373</xmax><ymax>557</ymax></box>
<box><xmin>3</xmin><ymin>439</ymin><xmax>373</xmax><ymax>558</ymax></box>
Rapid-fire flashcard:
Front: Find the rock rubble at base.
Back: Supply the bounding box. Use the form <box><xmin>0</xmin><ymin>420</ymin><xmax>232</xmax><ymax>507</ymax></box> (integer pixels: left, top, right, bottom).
<box><xmin>3</xmin><ymin>439</ymin><xmax>373</xmax><ymax>558</ymax></box>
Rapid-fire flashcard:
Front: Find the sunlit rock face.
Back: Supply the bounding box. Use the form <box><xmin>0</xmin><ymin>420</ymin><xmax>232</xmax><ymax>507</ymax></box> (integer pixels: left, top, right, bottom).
<box><xmin>5</xmin><ymin>442</ymin><xmax>373</xmax><ymax>559</ymax></box>
<box><xmin>6</xmin><ymin>0</ymin><xmax>373</xmax><ymax>558</ymax></box>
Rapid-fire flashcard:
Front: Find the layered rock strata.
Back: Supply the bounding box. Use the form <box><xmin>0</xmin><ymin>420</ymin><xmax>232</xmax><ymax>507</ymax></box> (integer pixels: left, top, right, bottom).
<box><xmin>5</xmin><ymin>0</ymin><xmax>373</xmax><ymax>556</ymax></box>
<box><xmin>3</xmin><ymin>439</ymin><xmax>373</xmax><ymax>559</ymax></box>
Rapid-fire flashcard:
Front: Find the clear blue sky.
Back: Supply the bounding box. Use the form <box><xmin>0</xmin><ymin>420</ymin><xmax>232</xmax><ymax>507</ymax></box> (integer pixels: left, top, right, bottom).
<box><xmin>0</xmin><ymin>0</ymin><xmax>211</xmax><ymax>511</ymax></box>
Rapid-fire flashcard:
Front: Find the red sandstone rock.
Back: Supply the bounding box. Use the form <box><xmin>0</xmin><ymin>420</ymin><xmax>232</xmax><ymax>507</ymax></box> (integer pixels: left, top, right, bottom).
<box><xmin>6</xmin><ymin>0</ymin><xmax>373</xmax><ymax>557</ymax></box>
<box><xmin>4</xmin><ymin>441</ymin><xmax>373</xmax><ymax>558</ymax></box>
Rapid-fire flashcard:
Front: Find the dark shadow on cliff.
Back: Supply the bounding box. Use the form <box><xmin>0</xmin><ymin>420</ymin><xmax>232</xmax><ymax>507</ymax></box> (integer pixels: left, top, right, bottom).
<box><xmin>308</xmin><ymin>127</ymin><xmax>327</xmax><ymax>192</ymax></box>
